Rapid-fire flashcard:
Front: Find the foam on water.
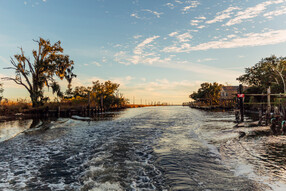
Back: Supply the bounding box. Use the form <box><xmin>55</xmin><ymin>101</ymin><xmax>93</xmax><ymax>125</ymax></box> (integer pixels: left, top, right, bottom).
<box><xmin>1</xmin><ymin>107</ymin><xmax>285</xmax><ymax>190</ymax></box>
<box><xmin>83</xmin><ymin>178</ymin><xmax>123</xmax><ymax>191</ymax></box>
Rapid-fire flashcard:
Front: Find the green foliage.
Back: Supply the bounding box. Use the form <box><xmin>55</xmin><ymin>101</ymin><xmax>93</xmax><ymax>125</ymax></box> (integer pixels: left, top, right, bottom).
<box><xmin>190</xmin><ymin>82</ymin><xmax>223</xmax><ymax>105</ymax></box>
<box><xmin>2</xmin><ymin>38</ymin><xmax>76</xmax><ymax>107</ymax></box>
<box><xmin>72</xmin><ymin>86</ymin><xmax>91</xmax><ymax>98</ymax></box>
<box><xmin>70</xmin><ymin>80</ymin><xmax>126</xmax><ymax>109</ymax></box>
<box><xmin>237</xmin><ymin>55</ymin><xmax>286</xmax><ymax>93</ymax></box>
<box><xmin>91</xmin><ymin>80</ymin><xmax>125</xmax><ymax>109</ymax></box>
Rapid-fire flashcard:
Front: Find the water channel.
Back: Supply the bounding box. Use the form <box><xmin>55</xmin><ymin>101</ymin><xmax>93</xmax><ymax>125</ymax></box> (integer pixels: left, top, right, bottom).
<box><xmin>0</xmin><ymin>106</ymin><xmax>286</xmax><ymax>190</ymax></box>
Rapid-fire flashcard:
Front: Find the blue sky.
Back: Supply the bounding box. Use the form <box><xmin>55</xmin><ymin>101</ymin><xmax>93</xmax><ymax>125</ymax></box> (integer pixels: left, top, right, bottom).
<box><xmin>1</xmin><ymin>0</ymin><xmax>286</xmax><ymax>104</ymax></box>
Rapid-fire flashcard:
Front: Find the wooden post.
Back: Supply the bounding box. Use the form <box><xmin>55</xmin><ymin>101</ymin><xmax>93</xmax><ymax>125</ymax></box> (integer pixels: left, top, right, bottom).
<box><xmin>57</xmin><ymin>106</ymin><xmax>60</xmax><ymax>117</ymax></box>
<box><xmin>266</xmin><ymin>86</ymin><xmax>271</xmax><ymax>125</ymax></box>
<box><xmin>87</xmin><ymin>91</ymin><xmax>91</xmax><ymax>116</ymax></box>
<box><xmin>239</xmin><ymin>84</ymin><xmax>244</xmax><ymax>122</ymax></box>
<box><xmin>267</xmin><ymin>86</ymin><xmax>271</xmax><ymax>112</ymax></box>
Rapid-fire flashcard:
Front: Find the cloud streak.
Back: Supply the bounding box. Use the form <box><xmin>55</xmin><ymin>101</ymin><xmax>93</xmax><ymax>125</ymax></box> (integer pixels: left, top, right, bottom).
<box><xmin>163</xmin><ymin>29</ymin><xmax>286</xmax><ymax>52</ymax></box>
<box><xmin>225</xmin><ymin>0</ymin><xmax>286</xmax><ymax>26</ymax></box>
<box><xmin>264</xmin><ymin>6</ymin><xmax>286</xmax><ymax>18</ymax></box>
<box><xmin>131</xmin><ymin>9</ymin><xmax>163</xmax><ymax>19</ymax></box>
<box><xmin>133</xmin><ymin>36</ymin><xmax>160</xmax><ymax>55</ymax></box>
<box><xmin>206</xmin><ymin>7</ymin><xmax>240</xmax><ymax>24</ymax></box>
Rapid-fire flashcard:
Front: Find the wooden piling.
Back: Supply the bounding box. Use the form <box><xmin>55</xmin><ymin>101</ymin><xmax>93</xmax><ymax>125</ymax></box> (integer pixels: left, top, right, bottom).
<box><xmin>239</xmin><ymin>84</ymin><xmax>244</xmax><ymax>122</ymax></box>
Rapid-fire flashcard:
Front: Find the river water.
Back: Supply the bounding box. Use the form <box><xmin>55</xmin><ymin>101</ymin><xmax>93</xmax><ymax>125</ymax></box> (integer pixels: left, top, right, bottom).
<box><xmin>0</xmin><ymin>106</ymin><xmax>286</xmax><ymax>190</ymax></box>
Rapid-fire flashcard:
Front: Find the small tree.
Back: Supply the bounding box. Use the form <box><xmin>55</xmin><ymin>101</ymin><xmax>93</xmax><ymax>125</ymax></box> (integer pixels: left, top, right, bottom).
<box><xmin>2</xmin><ymin>38</ymin><xmax>76</xmax><ymax>107</ymax></box>
<box><xmin>190</xmin><ymin>82</ymin><xmax>223</xmax><ymax>105</ymax></box>
<box><xmin>91</xmin><ymin>80</ymin><xmax>120</xmax><ymax>109</ymax></box>
<box><xmin>70</xmin><ymin>80</ymin><xmax>126</xmax><ymax>108</ymax></box>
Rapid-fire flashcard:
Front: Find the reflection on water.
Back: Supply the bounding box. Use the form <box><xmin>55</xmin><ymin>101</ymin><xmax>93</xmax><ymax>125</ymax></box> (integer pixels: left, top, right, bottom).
<box><xmin>0</xmin><ymin>107</ymin><xmax>285</xmax><ymax>190</ymax></box>
<box><xmin>0</xmin><ymin>119</ymin><xmax>32</xmax><ymax>142</ymax></box>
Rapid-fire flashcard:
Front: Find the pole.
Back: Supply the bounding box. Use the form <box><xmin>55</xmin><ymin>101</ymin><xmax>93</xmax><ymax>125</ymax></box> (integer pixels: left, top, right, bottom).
<box><xmin>239</xmin><ymin>84</ymin><xmax>244</xmax><ymax>122</ymax></box>
<box><xmin>266</xmin><ymin>86</ymin><xmax>271</xmax><ymax>125</ymax></box>
<box><xmin>267</xmin><ymin>86</ymin><xmax>271</xmax><ymax>111</ymax></box>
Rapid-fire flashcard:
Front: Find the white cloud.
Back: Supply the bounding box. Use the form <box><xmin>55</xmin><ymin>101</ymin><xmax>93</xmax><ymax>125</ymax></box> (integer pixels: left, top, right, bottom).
<box><xmin>190</xmin><ymin>19</ymin><xmax>201</xmax><ymax>26</ymax></box>
<box><xmin>196</xmin><ymin>16</ymin><xmax>206</xmax><ymax>20</ymax></box>
<box><xmin>163</xmin><ymin>29</ymin><xmax>286</xmax><ymax>52</ymax></box>
<box><xmin>227</xmin><ymin>34</ymin><xmax>237</xmax><ymax>38</ymax></box>
<box><xmin>226</xmin><ymin>0</ymin><xmax>286</xmax><ymax>26</ymax></box>
<box><xmin>168</xmin><ymin>32</ymin><xmax>193</xmax><ymax>42</ymax></box>
<box><xmin>131</xmin><ymin>9</ymin><xmax>163</xmax><ymax>19</ymax></box>
<box><xmin>113</xmin><ymin>44</ymin><xmax>122</xmax><ymax>48</ymax></box>
<box><xmin>92</xmin><ymin>61</ymin><xmax>101</xmax><ymax>67</ymax></box>
<box><xmin>130</xmin><ymin>13</ymin><xmax>140</xmax><ymax>19</ymax></box>
<box><xmin>264</xmin><ymin>6</ymin><xmax>286</xmax><ymax>18</ymax></box>
<box><xmin>133</xmin><ymin>35</ymin><xmax>160</xmax><ymax>55</ymax></box>
<box><xmin>113</xmin><ymin>50</ymin><xmax>238</xmax><ymax>84</ymax></box>
<box><xmin>125</xmin><ymin>76</ymin><xmax>134</xmax><ymax>81</ymax></box>
<box><xmin>182</xmin><ymin>1</ymin><xmax>200</xmax><ymax>12</ymax></box>
<box><xmin>206</xmin><ymin>6</ymin><xmax>240</xmax><ymax>24</ymax></box>
<box><xmin>143</xmin><ymin>9</ymin><xmax>163</xmax><ymax>18</ymax></box>
<box><xmin>102</xmin><ymin>57</ymin><xmax>107</xmax><ymax>63</ymax></box>
<box><xmin>147</xmin><ymin>59</ymin><xmax>240</xmax><ymax>84</ymax></box>
<box><xmin>197</xmin><ymin>58</ymin><xmax>217</xmax><ymax>62</ymax></box>
<box><xmin>133</xmin><ymin>35</ymin><xmax>142</xmax><ymax>39</ymax></box>
<box><xmin>169</xmin><ymin>32</ymin><xmax>178</xmax><ymax>37</ymax></box>
<box><xmin>197</xmin><ymin>25</ymin><xmax>205</xmax><ymax>29</ymax></box>
<box><xmin>114</xmin><ymin>51</ymin><xmax>130</xmax><ymax>65</ymax></box>
<box><xmin>166</xmin><ymin>3</ymin><xmax>175</xmax><ymax>9</ymax></box>
<box><xmin>175</xmin><ymin>0</ymin><xmax>183</xmax><ymax>4</ymax></box>
<box><xmin>110</xmin><ymin>76</ymin><xmax>134</xmax><ymax>88</ymax></box>
<box><xmin>176</xmin><ymin>32</ymin><xmax>193</xmax><ymax>42</ymax></box>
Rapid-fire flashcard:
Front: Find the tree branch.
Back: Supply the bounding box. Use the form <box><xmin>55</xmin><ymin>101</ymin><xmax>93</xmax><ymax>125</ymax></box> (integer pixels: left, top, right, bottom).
<box><xmin>2</xmin><ymin>77</ymin><xmax>31</xmax><ymax>93</ymax></box>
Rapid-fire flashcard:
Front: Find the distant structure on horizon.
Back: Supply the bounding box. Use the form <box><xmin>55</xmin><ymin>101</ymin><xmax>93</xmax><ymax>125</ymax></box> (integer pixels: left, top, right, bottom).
<box><xmin>220</xmin><ymin>86</ymin><xmax>239</xmax><ymax>100</ymax></box>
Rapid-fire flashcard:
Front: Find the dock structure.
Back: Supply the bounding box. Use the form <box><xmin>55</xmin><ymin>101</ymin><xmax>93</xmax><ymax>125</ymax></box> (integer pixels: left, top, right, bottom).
<box><xmin>28</xmin><ymin>106</ymin><xmax>108</xmax><ymax>118</ymax></box>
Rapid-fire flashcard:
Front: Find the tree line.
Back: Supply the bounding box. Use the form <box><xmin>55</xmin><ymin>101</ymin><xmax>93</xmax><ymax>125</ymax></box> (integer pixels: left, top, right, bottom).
<box><xmin>66</xmin><ymin>80</ymin><xmax>127</xmax><ymax>109</ymax></box>
<box><xmin>189</xmin><ymin>82</ymin><xmax>223</xmax><ymax>105</ymax></box>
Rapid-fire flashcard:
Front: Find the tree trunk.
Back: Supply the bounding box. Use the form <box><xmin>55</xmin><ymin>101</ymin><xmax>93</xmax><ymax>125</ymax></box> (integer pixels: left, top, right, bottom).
<box><xmin>30</xmin><ymin>94</ymin><xmax>38</xmax><ymax>107</ymax></box>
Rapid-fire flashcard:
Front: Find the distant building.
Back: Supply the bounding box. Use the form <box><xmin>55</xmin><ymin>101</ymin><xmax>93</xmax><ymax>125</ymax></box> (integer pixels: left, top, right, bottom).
<box><xmin>220</xmin><ymin>86</ymin><xmax>239</xmax><ymax>100</ymax></box>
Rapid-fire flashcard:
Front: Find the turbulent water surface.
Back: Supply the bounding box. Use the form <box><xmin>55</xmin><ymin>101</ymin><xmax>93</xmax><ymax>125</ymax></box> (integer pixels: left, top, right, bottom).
<box><xmin>0</xmin><ymin>106</ymin><xmax>286</xmax><ymax>190</ymax></box>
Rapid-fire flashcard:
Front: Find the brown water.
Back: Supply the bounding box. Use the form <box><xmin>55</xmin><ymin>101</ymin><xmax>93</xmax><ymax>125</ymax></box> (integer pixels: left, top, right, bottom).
<box><xmin>0</xmin><ymin>106</ymin><xmax>285</xmax><ymax>190</ymax></box>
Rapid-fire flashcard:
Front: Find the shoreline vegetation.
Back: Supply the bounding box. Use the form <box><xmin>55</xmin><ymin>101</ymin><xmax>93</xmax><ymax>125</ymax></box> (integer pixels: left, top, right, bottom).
<box><xmin>187</xmin><ymin>55</ymin><xmax>286</xmax><ymax>137</ymax></box>
<box><xmin>187</xmin><ymin>82</ymin><xmax>237</xmax><ymax>111</ymax></box>
<box><xmin>0</xmin><ymin>100</ymin><xmax>174</xmax><ymax>123</ymax></box>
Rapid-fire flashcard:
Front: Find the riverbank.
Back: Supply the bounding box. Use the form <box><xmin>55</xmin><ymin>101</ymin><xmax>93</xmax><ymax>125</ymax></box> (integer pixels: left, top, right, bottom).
<box><xmin>0</xmin><ymin>104</ymin><xmax>173</xmax><ymax>123</ymax></box>
<box><xmin>189</xmin><ymin>104</ymin><xmax>234</xmax><ymax>110</ymax></box>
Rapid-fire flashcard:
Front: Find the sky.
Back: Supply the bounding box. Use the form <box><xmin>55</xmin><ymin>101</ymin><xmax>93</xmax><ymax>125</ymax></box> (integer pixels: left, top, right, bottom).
<box><xmin>1</xmin><ymin>0</ymin><xmax>286</xmax><ymax>104</ymax></box>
